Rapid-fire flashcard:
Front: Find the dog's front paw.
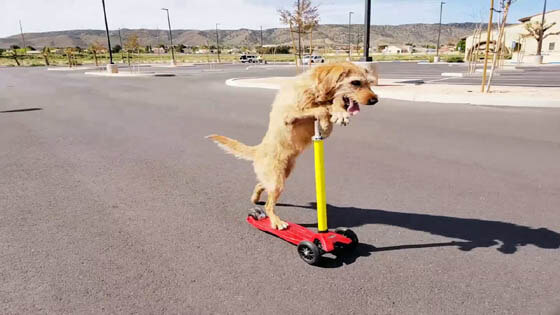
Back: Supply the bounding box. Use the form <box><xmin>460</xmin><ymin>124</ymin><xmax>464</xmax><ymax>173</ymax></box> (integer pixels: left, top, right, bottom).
<box><xmin>269</xmin><ymin>215</ymin><xmax>289</xmax><ymax>230</ymax></box>
<box><xmin>330</xmin><ymin>111</ymin><xmax>350</xmax><ymax>126</ymax></box>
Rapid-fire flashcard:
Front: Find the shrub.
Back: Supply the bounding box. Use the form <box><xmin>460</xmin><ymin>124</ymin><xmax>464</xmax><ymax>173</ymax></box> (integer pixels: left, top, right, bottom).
<box><xmin>445</xmin><ymin>55</ymin><xmax>465</xmax><ymax>63</ymax></box>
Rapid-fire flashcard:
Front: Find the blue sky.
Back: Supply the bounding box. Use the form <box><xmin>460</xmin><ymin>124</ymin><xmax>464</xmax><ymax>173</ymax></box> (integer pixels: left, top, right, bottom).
<box><xmin>0</xmin><ymin>0</ymin><xmax>558</xmax><ymax>38</ymax></box>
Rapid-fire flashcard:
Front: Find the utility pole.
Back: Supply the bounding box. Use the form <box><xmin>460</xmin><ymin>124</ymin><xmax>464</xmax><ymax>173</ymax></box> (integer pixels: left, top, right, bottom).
<box><xmin>481</xmin><ymin>0</ymin><xmax>495</xmax><ymax>92</ymax></box>
<box><xmin>436</xmin><ymin>1</ymin><xmax>446</xmax><ymax>60</ymax></box>
<box><xmin>215</xmin><ymin>23</ymin><xmax>221</xmax><ymax>63</ymax></box>
<box><xmin>362</xmin><ymin>0</ymin><xmax>372</xmax><ymax>61</ymax></box>
<box><xmin>260</xmin><ymin>26</ymin><xmax>264</xmax><ymax>48</ymax></box>
<box><xmin>348</xmin><ymin>11</ymin><xmax>354</xmax><ymax>60</ymax></box>
<box><xmin>118</xmin><ymin>28</ymin><xmax>124</xmax><ymax>49</ymax></box>
<box><xmin>19</xmin><ymin>20</ymin><xmax>26</xmax><ymax>50</ymax></box>
<box><xmin>101</xmin><ymin>0</ymin><xmax>114</xmax><ymax>65</ymax></box>
<box><xmin>536</xmin><ymin>0</ymin><xmax>547</xmax><ymax>57</ymax></box>
<box><xmin>161</xmin><ymin>8</ymin><xmax>176</xmax><ymax>65</ymax></box>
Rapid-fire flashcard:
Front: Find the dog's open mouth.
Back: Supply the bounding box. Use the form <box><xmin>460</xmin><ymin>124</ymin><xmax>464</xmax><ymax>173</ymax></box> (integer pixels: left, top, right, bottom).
<box><xmin>343</xmin><ymin>96</ymin><xmax>360</xmax><ymax>116</ymax></box>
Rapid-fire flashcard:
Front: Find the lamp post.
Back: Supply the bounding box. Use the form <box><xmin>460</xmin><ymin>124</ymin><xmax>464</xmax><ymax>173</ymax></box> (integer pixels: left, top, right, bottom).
<box><xmin>161</xmin><ymin>8</ymin><xmax>176</xmax><ymax>65</ymax></box>
<box><xmin>215</xmin><ymin>23</ymin><xmax>221</xmax><ymax>63</ymax></box>
<box><xmin>362</xmin><ymin>0</ymin><xmax>372</xmax><ymax>62</ymax></box>
<box><xmin>436</xmin><ymin>1</ymin><xmax>446</xmax><ymax>62</ymax></box>
<box><xmin>348</xmin><ymin>11</ymin><xmax>354</xmax><ymax>60</ymax></box>
<box><xmin>101</xmin><ymin>0</ymin><xmax>117</xmax><ymax>73</ymax></box>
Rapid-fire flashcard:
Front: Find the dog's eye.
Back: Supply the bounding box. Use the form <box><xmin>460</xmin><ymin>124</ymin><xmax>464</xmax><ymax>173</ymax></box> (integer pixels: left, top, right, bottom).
<box><xmin>351</xmin><ymin>80</ymin><xmax>361</xmax><ymax>86</ymax></box>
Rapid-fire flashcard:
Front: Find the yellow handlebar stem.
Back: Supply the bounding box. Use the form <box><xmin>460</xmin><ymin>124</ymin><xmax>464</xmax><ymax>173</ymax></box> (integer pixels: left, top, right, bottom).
<box><xmin>314</xmin><ymin>138</ymin><xmax>328</xmax><ymax>232</ymax></box>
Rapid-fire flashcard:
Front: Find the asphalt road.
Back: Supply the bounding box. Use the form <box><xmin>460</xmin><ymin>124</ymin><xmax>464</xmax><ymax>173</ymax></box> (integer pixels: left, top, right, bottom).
<box><xmin>1</xmin><ymin>65</ymin><xmax>560</xmax><ymax>314</ymax></box>
<box><xmin>160</xmin><ymin>62</ymin><xmax>560</xmax><ymax>87</ymax></box>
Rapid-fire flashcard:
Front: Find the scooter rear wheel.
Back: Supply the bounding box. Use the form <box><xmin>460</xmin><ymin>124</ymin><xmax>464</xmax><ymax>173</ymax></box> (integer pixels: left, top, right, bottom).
<box><xmin>297</xmin><ymin>241</ymin><xmax>321</xmax><ymax>265</ymax></box>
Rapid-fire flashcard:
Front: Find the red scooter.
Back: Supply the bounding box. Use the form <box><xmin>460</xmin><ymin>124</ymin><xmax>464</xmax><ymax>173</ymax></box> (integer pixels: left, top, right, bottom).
<box><xmin>247</xmin><ymin>120</ymin><xmax>358</xmax><ymax>265</ymax></box>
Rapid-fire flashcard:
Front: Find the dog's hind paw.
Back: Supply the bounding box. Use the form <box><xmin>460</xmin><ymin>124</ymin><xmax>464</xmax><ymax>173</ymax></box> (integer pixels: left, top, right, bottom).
<box><xmin>269</xmin><ymin>216</ymin><xmax>289</xmax><ymax>230</ymax></box>
<box><xmin>330</xmin><ymin>111</ymin><xmax>350</xmax><ymax>126</ymax></box>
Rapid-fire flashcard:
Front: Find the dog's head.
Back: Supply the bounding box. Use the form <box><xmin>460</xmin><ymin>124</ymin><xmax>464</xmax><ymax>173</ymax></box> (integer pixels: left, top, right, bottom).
<box><xmin>311</xmin><ymin>62</ymin><xmax>378</xmax><ymax>116</ymax></box>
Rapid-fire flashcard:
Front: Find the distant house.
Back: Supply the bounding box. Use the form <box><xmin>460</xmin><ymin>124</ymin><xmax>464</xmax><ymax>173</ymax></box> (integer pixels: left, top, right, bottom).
<box><xmin>465</xmin><ymin>9</ymin><xmax>560</xmax><ymax>63</ymax></box>
<box><xmin>153</xmin><ymin>47</ymin><xmax>166</xmax><ymax>54</ymax></box>
<box><xmin>383</xmin><ymin>45</ymin><xmax>413</xmax><ymax>54</ymax></box>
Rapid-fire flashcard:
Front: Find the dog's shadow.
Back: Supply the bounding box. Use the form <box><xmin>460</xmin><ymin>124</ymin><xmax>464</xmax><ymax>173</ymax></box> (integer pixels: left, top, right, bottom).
<box><xmin>271</xmin><ymin>202</ymin><xmax>560</xmax><ymax>267</ymax></box>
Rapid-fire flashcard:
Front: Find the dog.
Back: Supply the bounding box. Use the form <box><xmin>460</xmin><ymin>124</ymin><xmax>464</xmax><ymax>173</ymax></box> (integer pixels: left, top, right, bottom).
<box><xmin>208</xmin><ymin>62</ymin><xmax>378</xmax><ymax>230</ymax></box>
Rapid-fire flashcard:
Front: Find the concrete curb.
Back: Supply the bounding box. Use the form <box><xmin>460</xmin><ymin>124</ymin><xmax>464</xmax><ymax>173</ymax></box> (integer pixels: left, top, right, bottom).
<box><xmin>225</xmin><ymin>78</ymin><xmax>284</xmax><ymax>89</ymax></box>
<box><xmin>85</xmin><ymin>71</ymin><xmax>175</xmax><ymax>77</ymax></box>
<box><xmin>441</xmin><ymin>72</ymin><xmax>465</xmax><ymax>77</ymax></box>
<box><xmin>226</xmin><ymin>77</ymin><xmax>560</xmax><ymax>108</ymax></box>
<box><xmin>48</xmin><ymin>66</ymin><xmax>99</xmax><ymax>71</ymax></box>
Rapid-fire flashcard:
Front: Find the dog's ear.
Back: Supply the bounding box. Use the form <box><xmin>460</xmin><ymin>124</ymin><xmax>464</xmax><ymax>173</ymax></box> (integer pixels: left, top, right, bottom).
<box><xmin>311</xmin><ymin>64</ymin><xmax>351</xmax><ymax>102</ymax></box>
<box><xmin>363</xmin><ymin>63</ymin><xmax>379</xmax><ymax>86</ymax></box>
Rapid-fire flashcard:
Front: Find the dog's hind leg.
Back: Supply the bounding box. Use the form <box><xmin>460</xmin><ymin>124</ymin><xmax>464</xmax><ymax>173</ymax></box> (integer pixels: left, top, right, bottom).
<box><xmin>251</xmin><ymin>182</ymin><xmax>265</xmax><ymax>204</ymax></box>
<box><xmin>264</xmin><ymin>185</ymin><xmax>288</xmax><ymax>230</ymax></box>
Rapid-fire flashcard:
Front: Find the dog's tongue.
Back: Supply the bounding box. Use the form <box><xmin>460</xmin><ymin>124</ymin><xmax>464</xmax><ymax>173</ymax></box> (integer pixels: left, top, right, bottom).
<box><xmin>348</xmin><ymin>102</ymin><xmax>360</xmax><ymax>116</ymax></box>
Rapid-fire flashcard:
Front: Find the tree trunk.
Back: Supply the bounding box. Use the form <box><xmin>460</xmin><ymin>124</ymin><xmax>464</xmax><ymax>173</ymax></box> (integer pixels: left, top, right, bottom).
<box><xmin>288</xmin><ymin>23</ymin><xmax>300</xmax><ymax>72</ymax></box>
<box><xmin>309</xmin><ymin>29</ymin><xmax>313</xmax><ymax>69</ymax></box>
<box><xmin>93</xmin><ymin>50</ymin><xmax>98</xmax><ymax>66</ymax></box>
<box><xmin>486</xmin><ymin>1</ymin><xmax>511</xmax><ymax>92</ymax></box>
<box><xmin>13</xmin><ymin>53</ymin><xmax>20</xmax><ymax>66</ymax></box>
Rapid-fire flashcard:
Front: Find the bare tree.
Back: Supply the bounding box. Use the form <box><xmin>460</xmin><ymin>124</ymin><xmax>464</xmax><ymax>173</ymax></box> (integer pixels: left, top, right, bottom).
<box><xmin>42</xmin><ymin>46</ymin><xmax>50</xmax><ymax>66</ymax></box>
<box><xmin>124</xmin><ymin>33</ymin><xmax>140</xmax><ymax>68</ymax></box>
<box><xmin>486</xmin><ymin>0</ymin><xmax>515</xmax><ymax>92</ymax></box>
<box><xmin>279</xmin><ymin>0</ymin><xmax>319</xmax><ymax>71</ymax></box>
<box><xmin>89</xmin><ymin>41</ymin><xmax>105</xmax><ymax>67</ymax></box>
<box><xmin>523</xmin><ymin>21</ymin><xmax>560</xmax><ymax>55</ymax></box>
<box><xmin>64</xmin><ymin>48</ymin><xmax>76</xmax><ymax>68</ymax></box>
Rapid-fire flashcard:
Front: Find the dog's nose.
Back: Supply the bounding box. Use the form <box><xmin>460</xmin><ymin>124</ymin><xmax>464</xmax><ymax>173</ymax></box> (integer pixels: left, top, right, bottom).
<box><xmin>367</xmin><ymin>97</ymin><xmax>378</xmax><ymax>105</ymax></box>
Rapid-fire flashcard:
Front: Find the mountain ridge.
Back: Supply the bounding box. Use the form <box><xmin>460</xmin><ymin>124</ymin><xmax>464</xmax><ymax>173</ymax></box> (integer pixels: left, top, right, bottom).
<box><xmin>0</xmin><ymin>23</ymin><xmax>483</xmax><ymax>49</ymax></box>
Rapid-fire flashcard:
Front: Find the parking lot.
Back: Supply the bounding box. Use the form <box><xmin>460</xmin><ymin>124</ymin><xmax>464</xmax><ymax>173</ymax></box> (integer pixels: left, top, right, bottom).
<box><xmin>1</xmin><ymin>63</ymin><xmax>560</xmax><ymax>314</ymax></box>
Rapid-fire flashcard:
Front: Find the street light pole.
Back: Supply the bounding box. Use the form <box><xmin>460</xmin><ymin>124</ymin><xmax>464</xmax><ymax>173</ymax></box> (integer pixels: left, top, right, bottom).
<box><xmin>215</xmin><ymin>23</ymin><xmax>221</xmax><ymax>63</ymax></box>
<box><xmin>118</xmin><ymin>28</ymin><xmax>124</xmax><ymax>62</ymax></box>
<box><xmin>536</xmin><ymin>0</ymin><xmax>547</xmax><ymax>57</ymax></box>
<box><xmin>436</xmin><ymin>1</ymin><xmax>446</xmax><ymax>60</ymax></box>
<box><xmin>101</xmin><ymin>0</ymin><xmax>114</xmax><ymax>65</ymax></box>
<box><xmin>161</xmin><ymin>8</ymin><xmax>176</xmax><ymax>65</ymax></box>
<box><xmin>362</xmin><ymin>0</ymin><xmax>372</xmax><ymax>62</ymax></box>
<box><xmin>348</xmin><ymin>11</ymin><xmax>354</xmax><ymax>60</ymax></box>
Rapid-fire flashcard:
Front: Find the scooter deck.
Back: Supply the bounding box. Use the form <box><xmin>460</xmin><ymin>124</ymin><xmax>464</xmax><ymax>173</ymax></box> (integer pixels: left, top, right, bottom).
<box><xmin>246</xmin><ymin>216</ymin><xmax>316</xmax><ymax>245</ymax></box>
<box><xmin>246</xmin><ymin>216</ymin><xmax>353</xmax><ymax>252</ymax></box>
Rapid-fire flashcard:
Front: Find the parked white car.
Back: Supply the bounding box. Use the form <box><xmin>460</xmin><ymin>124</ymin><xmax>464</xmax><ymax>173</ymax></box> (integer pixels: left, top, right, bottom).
<box><xmin>302</xmin><ymin>55</ymin><xmax>325</xmax><ymax>64</ymax></box>
<box><xmin>239</xmin><ymin>54</ymin><xmax>262</xmax><ymax>63</ymax></box>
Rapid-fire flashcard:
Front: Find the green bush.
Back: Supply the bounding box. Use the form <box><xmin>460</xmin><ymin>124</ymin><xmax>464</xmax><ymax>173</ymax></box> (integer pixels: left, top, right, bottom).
<box><xmin>445</xmin><ymin>55</ymin><xmax>464</xmax><ymax>63</ymax></box>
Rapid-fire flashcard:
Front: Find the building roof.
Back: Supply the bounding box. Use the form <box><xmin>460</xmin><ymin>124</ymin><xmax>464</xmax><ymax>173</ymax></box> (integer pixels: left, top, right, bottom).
<box><xmin>519</xmin><ymin>9</ymin><xmax>560</xmax><ymax>22</ymax></box>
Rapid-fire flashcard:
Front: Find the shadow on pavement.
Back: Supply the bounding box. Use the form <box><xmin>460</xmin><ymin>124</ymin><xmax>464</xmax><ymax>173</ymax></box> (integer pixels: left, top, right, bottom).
<box><xmin>0</xmin><ymin>107</ymin><xmax>43</xmax><ymax>113</ymax></box>
<box><xmin>279</xmin><ymin>202</ymin><xmax>560</xmax><ymax>256</ymax></box>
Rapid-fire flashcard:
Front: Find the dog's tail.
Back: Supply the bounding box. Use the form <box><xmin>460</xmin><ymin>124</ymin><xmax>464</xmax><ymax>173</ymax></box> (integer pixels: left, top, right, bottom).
<box><xmin>206</xmin><ymin>134</ymin><xmax>256</xmax><ymax>161</ymax></box>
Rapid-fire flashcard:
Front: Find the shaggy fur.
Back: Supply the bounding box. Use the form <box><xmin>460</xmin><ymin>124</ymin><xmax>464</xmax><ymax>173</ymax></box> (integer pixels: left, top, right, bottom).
<box><xmin>208</xmin><ymin>62</ymin><xmax>378</xmax><ymax>230</ymax></box>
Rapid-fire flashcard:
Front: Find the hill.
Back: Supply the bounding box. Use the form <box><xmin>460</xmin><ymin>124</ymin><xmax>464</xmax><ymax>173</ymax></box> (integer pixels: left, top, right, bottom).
<box><xmin>0</xmin><ymin>23</ymin><xmax>481</xmax><ymax>49</ymax></box>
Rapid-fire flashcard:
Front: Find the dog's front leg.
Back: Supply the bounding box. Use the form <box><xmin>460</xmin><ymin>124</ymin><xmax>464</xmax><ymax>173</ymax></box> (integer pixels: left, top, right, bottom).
<box><xmin>329</xmin><ymin>96</ymin><xmax>350</xmax><ymax>126</ymax></box>
<box><xmin>284</xmin><ymin>106</ymin><xmax>330</xmax><ymax>126</ymax></box>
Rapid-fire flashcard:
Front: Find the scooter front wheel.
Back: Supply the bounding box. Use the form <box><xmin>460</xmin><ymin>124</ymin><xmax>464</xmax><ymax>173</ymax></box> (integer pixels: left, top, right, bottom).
<box><xmin>297</xmin><ymin>241</ymin><xmax>321</xmax><ymax>265</ymax></box>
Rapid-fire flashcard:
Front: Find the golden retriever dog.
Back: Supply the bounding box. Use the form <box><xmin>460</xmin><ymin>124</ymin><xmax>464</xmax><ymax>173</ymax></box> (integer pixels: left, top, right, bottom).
<box><xmin>208</xmin><ymin>62</ymin><xmax>378</xmax><ymax>230</ymax></box>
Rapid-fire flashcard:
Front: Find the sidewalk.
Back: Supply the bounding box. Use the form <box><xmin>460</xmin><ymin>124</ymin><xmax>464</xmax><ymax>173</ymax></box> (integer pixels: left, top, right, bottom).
<box><xmin>226</xmin><ymin>77</ymin><xmax>560</xmax><ymax>108</ymax></box>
